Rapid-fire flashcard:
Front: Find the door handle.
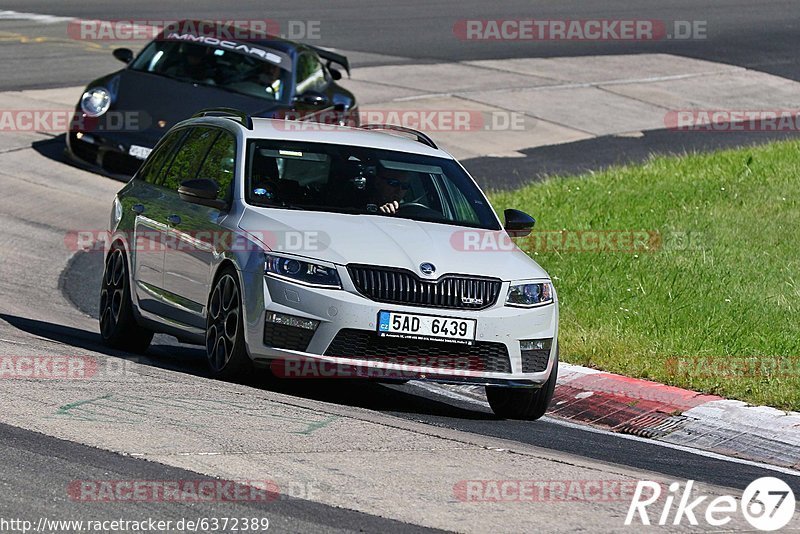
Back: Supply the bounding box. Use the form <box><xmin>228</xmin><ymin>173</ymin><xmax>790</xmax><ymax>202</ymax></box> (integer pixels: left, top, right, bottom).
<box><xmin>167</xmin><ymin>214</ymin><xmax>181</xmax><ymax>226</ymax></box>
<box><xmin>132</xmin><ymin>204</ymin><xmax>145</xmax><ymax>214</ymax></box>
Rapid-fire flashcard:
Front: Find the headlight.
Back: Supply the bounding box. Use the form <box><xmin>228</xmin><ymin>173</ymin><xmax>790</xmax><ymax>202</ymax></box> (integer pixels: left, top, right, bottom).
<box><xmin>265</xmin><ymin>254</ymin><xmax>341</xmax><ymax>288</ymax></box>
<box><xmin>506</xmin><ymin>282</ymin><xmax>554</xmax><ymax>307</ymax></box>
<box><xmin>80</xmin><ymin>87</ymin><xmax>111</xmax><ymax>117</ymax></box>
<box><xmin>110</xmin><ymin>196</ymin><xmax>123</xmax><ymax>231</ymax></box>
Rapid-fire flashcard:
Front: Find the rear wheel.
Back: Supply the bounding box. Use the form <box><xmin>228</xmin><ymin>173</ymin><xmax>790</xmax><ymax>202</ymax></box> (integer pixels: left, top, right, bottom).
<box><xmin>486</xmin><ymin>347</ymin><xmax>558</xmax><ymax>420</ymax></box>
<box><xmin>206</xmin><ymin>267</ymin><xmax>251</xmax><ymax>380</ymax></box>
<box><xmin>99</xmin><ymin>246</ymin><xmax>153</xmax><ymax>353</ymax></box>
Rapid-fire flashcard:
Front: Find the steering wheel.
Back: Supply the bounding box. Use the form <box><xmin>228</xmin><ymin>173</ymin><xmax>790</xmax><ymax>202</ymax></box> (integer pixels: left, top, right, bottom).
<box><xmin>396</xmin><ymin>202</ymin><xmax>442</xmax><ymax>219</ymax></box>
<box><xmin>397</xmin><ymin>202</ymin><xmax>429</xmax><ymax>211</ymax></box>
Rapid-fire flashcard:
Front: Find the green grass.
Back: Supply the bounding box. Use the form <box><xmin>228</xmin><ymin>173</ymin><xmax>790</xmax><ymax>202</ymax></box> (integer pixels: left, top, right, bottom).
<box><xmin>489</xmin><ymin>140</ymin><xmax>800</xmax><ymax>410</ymax></box>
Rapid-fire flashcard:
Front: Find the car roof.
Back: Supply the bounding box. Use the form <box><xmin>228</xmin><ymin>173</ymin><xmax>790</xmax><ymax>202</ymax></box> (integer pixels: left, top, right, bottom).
<box><xmin>186</xmin><ymin>116</ymin><xmax>454</xmax><ymax>158</ymax></box>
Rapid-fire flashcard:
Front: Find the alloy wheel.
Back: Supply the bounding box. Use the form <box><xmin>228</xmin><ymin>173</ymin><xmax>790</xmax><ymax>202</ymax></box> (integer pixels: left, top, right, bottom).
<box><xmin>206</xmin><ymin>274</ymin><xmax>240</xmax><ymax>372</ymax></box>
<box><xmin>99</xmin><ymin>248</ymin><xmax>126</xmax><ymax>339</ymax></box>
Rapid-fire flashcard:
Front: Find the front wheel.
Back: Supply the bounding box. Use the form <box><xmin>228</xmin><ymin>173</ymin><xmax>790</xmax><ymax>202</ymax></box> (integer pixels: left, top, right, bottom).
<box><xmin>99</xmin><ymin>246</ymin><xmax>153</xmax><ymax>353</ymax></box>
<box><xmin>206</xmin><ymin>267</ymin><xmax>251</xmax><ymax>380</ymax></box>
<box><xmin>486</xmin><ymin>346</ymin><xmax>559</xmax><ymax>420</ymax></box>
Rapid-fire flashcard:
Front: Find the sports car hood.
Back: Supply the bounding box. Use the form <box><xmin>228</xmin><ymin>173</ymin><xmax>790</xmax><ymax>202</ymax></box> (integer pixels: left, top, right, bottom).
<box><xmin>238</xmin><ymin>208</ymin><xmax>550</xmax><ymax>282</ymax></box>
<box><xmin>106</xmin><ymin>70</ymin><xmax>283</xmax><ymax>140</ymax></box>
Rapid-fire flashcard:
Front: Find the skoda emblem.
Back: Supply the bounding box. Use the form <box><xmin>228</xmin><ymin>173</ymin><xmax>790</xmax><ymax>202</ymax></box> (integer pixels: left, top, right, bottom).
<box><xmin>419</xmin><ymin>263</ymin><xmax>436</xmax><ymax>275</ymax></box>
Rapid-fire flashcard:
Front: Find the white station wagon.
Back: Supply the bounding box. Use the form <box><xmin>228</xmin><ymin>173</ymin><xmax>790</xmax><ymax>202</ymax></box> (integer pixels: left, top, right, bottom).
<box><xmin>99</xmin><ymin>110</ymin><xmax>559</xmax><ymax>420</ymax></box>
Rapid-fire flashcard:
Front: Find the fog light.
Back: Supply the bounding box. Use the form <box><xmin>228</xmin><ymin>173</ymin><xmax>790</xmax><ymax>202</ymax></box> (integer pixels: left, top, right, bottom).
<box><xmin>520</xmin><ymin>339</ymin><xmax>550</xmax><ymax>351</ymax></box>
<box><xmin>265</xmin><ymin>311</ymin><xmax>319</xmax><ymax>331</ymax></box>
<box><xmin>520</xmin><ymin>338</ymin><xmax>553</xmax><ymax>373</ymax></box>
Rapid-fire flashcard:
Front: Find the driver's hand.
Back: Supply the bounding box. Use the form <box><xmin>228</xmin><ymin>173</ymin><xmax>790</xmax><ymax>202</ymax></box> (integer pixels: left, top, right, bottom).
<box><xmin>378</xmin><ymin>201</ymin><xmax>399</xmax><ymax>214</ymax></box>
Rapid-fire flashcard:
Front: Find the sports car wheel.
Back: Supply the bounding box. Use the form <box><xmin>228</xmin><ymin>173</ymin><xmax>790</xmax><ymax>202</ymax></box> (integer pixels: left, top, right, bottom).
<box><xmin>486</xmin><ymin>346</ymin><xmax>558</xmax><ymax>421</ymax></box>
<box><xmin>206</xmin><ymin>267</ymin><xmax>251</xmax><ymax>379</ymax></box>
<box><xmin>99</xmin><ymin>246</ymin><xmax>153</xmax><ymax>353</ymax></box>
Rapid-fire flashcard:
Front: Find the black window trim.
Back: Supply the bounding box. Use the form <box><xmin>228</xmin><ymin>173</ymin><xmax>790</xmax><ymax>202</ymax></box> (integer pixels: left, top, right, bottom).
<box><xmin>134</xmin><ymin>126</ymin><xmax>190</xmax><ymax>185</ymax></box>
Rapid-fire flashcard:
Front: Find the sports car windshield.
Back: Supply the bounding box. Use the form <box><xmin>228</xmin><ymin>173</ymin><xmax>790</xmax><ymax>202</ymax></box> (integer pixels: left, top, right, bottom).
<box><xmin>130</xmin><ymin>41</ymin><xmax>292</xmax><ymax>102</ymax></box>
<box><xmin>245</xmin><ymin>140</ymin><xmax>501</xmax><ymax>230</ymax></box>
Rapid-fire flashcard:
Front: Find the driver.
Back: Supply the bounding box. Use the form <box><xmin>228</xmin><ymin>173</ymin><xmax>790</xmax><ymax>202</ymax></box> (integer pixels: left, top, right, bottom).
<box><xmin>167</xmin><ymin>44</ymin><xmax>214</xmax><ymax>83</ymax></box>
<box><xmin>368</xmin><ymin>165</ymin><xmax>413</xmax><ymax>214</ymax></box>
<box><xmin>256</xmin><ymin>62</ymin><xmax>282</xmax><ymax>95</ymax></box>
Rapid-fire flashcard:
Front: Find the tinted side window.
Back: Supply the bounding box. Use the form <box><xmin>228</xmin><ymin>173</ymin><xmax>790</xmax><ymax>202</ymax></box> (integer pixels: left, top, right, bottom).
<box><xmin>135</xmin><ymin>129</ymin><xmax>186</xmax><ymax>184</ymax></box>
<box><xmin>197</xmin><ymin>131</ymin><xmax>237</xmax><ymax>200</ymax></box>
<box><xmin>296</xmin><ymin>53</ymin><xmax>326</xmax><ymax>94</ymax></box>
<box><xmin>162</xmin><ymin>127</ymin><xmax>218</xmax><ymax>190</ymax></box>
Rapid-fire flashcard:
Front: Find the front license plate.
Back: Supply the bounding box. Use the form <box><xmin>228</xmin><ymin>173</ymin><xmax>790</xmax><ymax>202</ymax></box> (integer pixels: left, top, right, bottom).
<box><xmin>377</xmin><ymin>311</ymin><xmax>476</xmax><ymax>345</ymax></box>
<box><xmin>128</xmin><ymin>144</ymin><xmax>152</xmax><ymax>160</ymax></box>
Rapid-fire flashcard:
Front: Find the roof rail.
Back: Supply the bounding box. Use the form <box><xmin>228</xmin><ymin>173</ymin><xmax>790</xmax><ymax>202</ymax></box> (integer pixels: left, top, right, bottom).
<box><xmin>360</xmin><ymin>124</ymin><xmax>438</xmax><ymax>150</ymax></box>
<box><xmin>192</xmin><ymin>108</ymin><xmax>253</xmax><ymax>129</ymax></box>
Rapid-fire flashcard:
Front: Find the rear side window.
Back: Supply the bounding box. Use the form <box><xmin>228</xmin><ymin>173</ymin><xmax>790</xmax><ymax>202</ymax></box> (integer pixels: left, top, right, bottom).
<box><xmin>162</xmin><ymin>127</ymin><xmax>219</xmax><ymax>190</ymax></box>
<box><xmin>197</xmin><ymin>131</ymin><xmax>237</xmax><ymax>201</ymax></box>
<box><xmin>296</xmin><ymin>53</ymin><xmax>327</xmax><ymax>94</ymax></box>
<box><xmin>135</xmin><ymin>129</ymin><xmax>186</xmax><ymax>184</ymax></box>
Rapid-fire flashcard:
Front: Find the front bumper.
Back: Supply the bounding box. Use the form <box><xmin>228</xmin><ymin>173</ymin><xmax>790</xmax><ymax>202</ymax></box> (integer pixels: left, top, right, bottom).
<box><xmin>242</xmin><ymin>268</ymin><xmax>558</xmax><ymax>387</ymax></box>
<box><xmin>66</xmin><ymin>124</ymin><xmax>159</xmax><ymax>177</ymax></box>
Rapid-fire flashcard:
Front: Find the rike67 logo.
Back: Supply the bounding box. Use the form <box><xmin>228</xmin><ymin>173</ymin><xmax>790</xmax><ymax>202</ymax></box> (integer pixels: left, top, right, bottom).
<box><xmin>626</xmin><ymin>477</ymin><xmax>796</xmax><ymax>531</ymax></box>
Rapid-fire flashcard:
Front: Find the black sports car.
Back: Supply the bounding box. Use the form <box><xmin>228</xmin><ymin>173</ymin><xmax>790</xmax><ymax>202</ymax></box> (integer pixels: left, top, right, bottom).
<box><xmin>67</xmin><ymin>20</ymin><xmax>358</xmax><ymax>177</ymax></box>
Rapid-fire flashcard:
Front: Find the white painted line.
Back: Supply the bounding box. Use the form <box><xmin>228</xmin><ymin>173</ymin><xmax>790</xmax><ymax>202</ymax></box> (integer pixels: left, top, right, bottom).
<box><xmin>0</xmin><ymin>10</ymin><xmax>74</xmax><ymax>24</ymax></box>
<box><xmin>0</xmin><ymin>338</ymin><xmax>27</xmax><ymax>345</ymax></box>
<box><xmin>415</xmin><ymin>381</ymin><xmax>800</xmax><ymax>479</ymax></box>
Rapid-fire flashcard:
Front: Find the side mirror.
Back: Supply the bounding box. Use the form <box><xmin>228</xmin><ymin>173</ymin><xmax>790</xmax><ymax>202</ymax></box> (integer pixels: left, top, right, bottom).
<box><xmin>504</xmin><ymin>209</ymin><xmax>535</xmax><ymax>237</ymax></box>
<box><xmin>113</xmin><ymin>48</ymin><xmax>134</xmax><ymax>64</ymax></box>
<box><xmin>328</xmin><ymin>68</ymin><xmax>343</xmax><ymax>81</ymax></box>
<box><xmin>293</xmin><ymin>90</ymin><xmax>329</xmax><ymax>106</ymax></box>
<box><xmin>178</xmin><ymin>179</ymin><xmax>228</xmax><ymax>210</ymax></box>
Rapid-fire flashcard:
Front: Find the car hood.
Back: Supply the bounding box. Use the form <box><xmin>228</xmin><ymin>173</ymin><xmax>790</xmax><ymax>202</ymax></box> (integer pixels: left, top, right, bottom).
<box><xmin>237</xmin><ymin>208</ymin><xmax>549</xmax><ymax>282</ymax></box>
<box><xmin>108</xmin><ymin>70</ymin><xmax>284</xmax><ymax>140</ymax></box>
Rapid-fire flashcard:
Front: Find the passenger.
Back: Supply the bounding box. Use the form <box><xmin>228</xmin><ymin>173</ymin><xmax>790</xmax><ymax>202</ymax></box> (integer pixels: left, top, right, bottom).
<box><xmin>256</xmin><ymin>62</ymin><xmax>282</xmax><ymax>95</ymax></box>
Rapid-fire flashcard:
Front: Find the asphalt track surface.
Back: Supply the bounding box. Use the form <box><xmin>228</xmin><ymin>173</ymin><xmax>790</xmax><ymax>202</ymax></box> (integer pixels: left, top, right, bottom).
<box><xmin>1</xmin><ymin>2</ymin><xmax>800</xmax><ymax>531</ymax></box>
<box><xmin>2</xmin><ymin>0</ymin><xmax>800</xmax><ymax>85</ymax></box>
<box><xmin>0</xmin><ymin>422</ymin><xmax>440</xmax><ymax>533</ymax></box>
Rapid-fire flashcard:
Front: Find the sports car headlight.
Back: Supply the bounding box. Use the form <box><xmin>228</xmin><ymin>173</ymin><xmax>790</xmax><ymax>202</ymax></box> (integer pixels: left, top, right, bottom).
<box><xmin>265</xmin><ymin>254</ymin><xmax>341</xmax><ymax>288</ymax></box>
<box><xmin>506</xmin><ymin>282</ymin><xmax>554</xmax><ymax>307</ymax></box>
<box><xmin>80</xmin><ymin>87</ymin><xmax>111</xmax><ymax>117</ymax></box>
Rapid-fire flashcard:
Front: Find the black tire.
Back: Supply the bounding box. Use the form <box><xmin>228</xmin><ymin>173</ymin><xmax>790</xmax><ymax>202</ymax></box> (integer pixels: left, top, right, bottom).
<box><xmin>99</xmin><ymin>246</ymin><xmax>153</xmax><ymax>353</ymax></box>
<box><xmin>486</xmin><ymin>346</ymin><xmax>559</xmax><ymax>420</ymax></box>
<box><xmin>206</xmin><ymin>266</ymin><xmax>251</xmax><ymax>380</ymax></box>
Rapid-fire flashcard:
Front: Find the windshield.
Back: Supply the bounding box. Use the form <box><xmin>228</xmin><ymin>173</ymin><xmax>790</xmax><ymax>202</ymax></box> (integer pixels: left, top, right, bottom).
<box><xmin>130</xmin><ymin>41</ymin><xmax>292</xmax><ymax>103</ymax></box>
<box><xmin>245</xmin><ymin>140</ymin><xmax>501</xmax><ymax>230</ymax></box>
